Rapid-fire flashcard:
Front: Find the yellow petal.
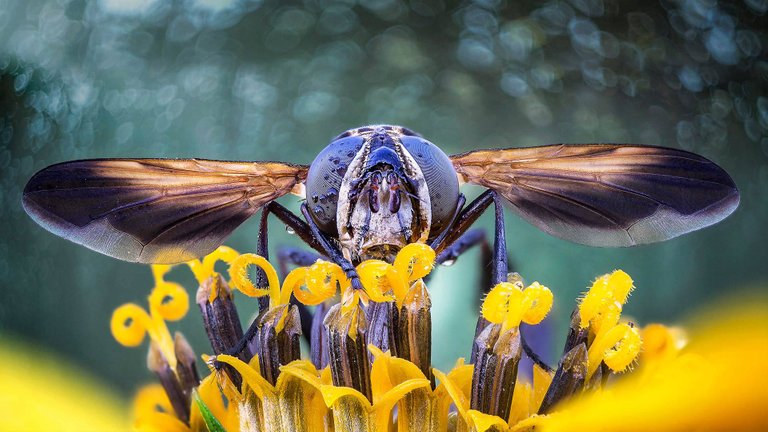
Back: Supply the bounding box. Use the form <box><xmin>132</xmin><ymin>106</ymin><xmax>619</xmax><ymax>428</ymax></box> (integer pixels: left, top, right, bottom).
<box><xmin>135</xmin><ymin>412</ymin><xmax>190</xmax><ymax>432</ymax></box>
<box><xmin>371</xmin><ymin>378</ymin><xmax>431</xmax><ymax>413</ymax></box>
<box><xmin>320</xmin><ymin>384</ymin><xmax>372</xmax><ymax>409</ymax></box>
<box><xmin>216</xmin><ymin>354</ymin><xmax>275</xmax><ymax>399</ymax></box>
<box><xmin>434</xmin><ymin>368</ymin><xmax>471</xmax><ymax>420</ymax></box>
<box><xmin>537</xmin><ymin>299</ymin><xmax>768</xmax><ymax>431</ymax></box>
<box><xmin>507</xmin><ymin>381</ymin><xmax>532</xmax><ymax>426</ymax></box>
<box><xmin>532</xmin><ymin>363</ymin><xmax>553</xmax><ymax>411</ymax></box>
<box><xmin>467</xmin><ymin>409</ymin><xmax>508</xmax><ymax>431</ymax></box>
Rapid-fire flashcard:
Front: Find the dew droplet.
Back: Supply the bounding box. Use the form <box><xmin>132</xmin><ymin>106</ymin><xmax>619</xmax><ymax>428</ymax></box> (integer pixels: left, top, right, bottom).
<box><xmin>507</xmin><ymin>272</ymin><xmax>525</xmax><ymax>289</ymax></box>
<box><xmin>285</xmin><ymin>226</ymin><xmax>296</xmax><ymax>235</ymax></box>
<box><xmin>441</xmin><ymin>258</ymin><xmax>456</xmax><ymax>267</ymax></box>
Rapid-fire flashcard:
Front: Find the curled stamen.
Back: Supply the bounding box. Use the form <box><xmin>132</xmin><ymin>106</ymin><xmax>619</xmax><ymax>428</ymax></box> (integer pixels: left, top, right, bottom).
<box><xmin>149</xmin><ymin>281</ymin><xmax>189</xmax><ymax>322</ymax></box>
<box><xmin>579</xmin><ymin>270</ymin><xmax>634</xmax><ymax>330</ymax></box>
<box><xmin>186</xmin><ymin>246</ymin><xmax>240</xmax><ymax>288</ymax></box>
<box><xmin>111</xmin><ymin>264</ymin><xmax>188</xmax><ymax>370</ymax></box>
<box><xmin>111</xmin><ymin>304</ymin><xmax>154</xmax><ymax>348</ymax></box>
<box><xmin>357</xmin><ymin>260</ymin><xmax>402</xmax><ymax>304</ymax></box>
<box><xmin>289</xmin><ymin>261</ymin><xmax>347</xmax><ymax>306</ymax></box>
<box><xmin>228</xmin><ymin>253</ymin><xmax>280</xmax><ymax>306</ymax></box>
<box><xmin>482</xmin><ymin>281</ymin><xmax>553</xmax><ymax>332</ymax></box>
<box><xmin>393</xmin><ymin>243</ymin><xmax>436</xmax><ymax>283</ymax></box>
<box><xmin>587</xmin><ymin>323</ymin><xmax>642</xmax><ymax>378</ymax></box>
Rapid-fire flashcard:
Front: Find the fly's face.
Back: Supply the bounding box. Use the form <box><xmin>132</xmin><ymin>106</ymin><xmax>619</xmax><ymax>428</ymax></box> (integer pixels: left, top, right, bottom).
<box><xmin>305</xmin><ymin>125</ymin><xmax>460</xmax><ymax>262</ymax></box>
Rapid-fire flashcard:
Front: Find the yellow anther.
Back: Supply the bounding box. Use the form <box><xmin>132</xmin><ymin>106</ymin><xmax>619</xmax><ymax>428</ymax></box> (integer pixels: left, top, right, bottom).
<box><xmin>579</xmin><ymin>270</ymin><xmax>634</xmax><ymax>329</ymax></box>
<box><xmin>482</xmin><ymin>281</ymin><xmax>553</xmax><ymax>332</ymax></box>
<box><xmin>393</xmin><ymin>243</ymin><xmax>436</xmax><ymax>283</ymax></box>
<box><xmin>482</xmin><ymin>282</ymin><xmax>523</xmax><ymax>324</ymax></box>
<box><xmin>587</xmin><ymin>323</ymin><xmax>642</xmax><ymax>378</ymax></box>
<box><xmin>228</xmin><ymin>253</ymin><xmax>280</xmax><ymax>306</ymax></box>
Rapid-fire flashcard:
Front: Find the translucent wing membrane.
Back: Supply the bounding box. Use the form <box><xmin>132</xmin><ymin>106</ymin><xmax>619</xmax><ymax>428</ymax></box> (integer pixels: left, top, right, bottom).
<box><xmin>23</xmin><ymin>159</ymin><xmax>308</xmax><ymax>263</ymax></box>
<box><xmin>451</xmin><ymin>144</ymin><xmax>739</xmax><ymax>247</ymax></box>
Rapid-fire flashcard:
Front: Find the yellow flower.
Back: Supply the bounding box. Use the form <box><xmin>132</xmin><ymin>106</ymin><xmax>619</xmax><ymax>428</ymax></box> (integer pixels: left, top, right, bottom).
<box><xmin>284</xmin><ymin>347</ymin><xmax>431</xmax><ymax>431</ymax></box>
<box><xmin>215</xmin><ymin>354</ymin><xmax>329</xmax><ymax>431</ymax></box>
<box><xmin>110</xmin><ymin>245</ymin><xmax>768</xmax><ymax>431</ymax></box>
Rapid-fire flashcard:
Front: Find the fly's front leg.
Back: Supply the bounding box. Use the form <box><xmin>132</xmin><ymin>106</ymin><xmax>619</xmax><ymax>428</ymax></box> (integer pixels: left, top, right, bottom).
<box><xmin>300</xmin><ymin>203</ymin><xmax>364</xmax><ymax>291</ymax></box>
<box><xmin>223</xmin><ymin>201</ymin><xmax>328</xmax><ymax>361</ymax></box>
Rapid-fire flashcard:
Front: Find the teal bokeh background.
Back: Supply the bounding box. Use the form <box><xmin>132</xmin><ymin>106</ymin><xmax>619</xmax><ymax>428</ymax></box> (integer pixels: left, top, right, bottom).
<box><xmin>1</xmin><ymin>0</ymin><xmax>766</xmax><ymax>397</ymax></box>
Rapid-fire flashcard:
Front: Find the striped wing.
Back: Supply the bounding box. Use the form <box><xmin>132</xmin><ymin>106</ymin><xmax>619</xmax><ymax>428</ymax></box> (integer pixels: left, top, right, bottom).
<box><xmin>23</xmin><ymin>158</ymin><xmax>308</xmax><ymax>263</ymax></box>
<box><xmin>451</xmin><ymin>144</ymin><xmax>739</xmax><ymax>247</ymax></box>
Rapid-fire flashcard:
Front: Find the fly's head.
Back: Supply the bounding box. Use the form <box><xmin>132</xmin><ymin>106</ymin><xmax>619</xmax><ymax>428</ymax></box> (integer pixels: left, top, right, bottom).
<box><xmin>305</xmin><ymin>125</ymin><xmax>459</xmax><ymax>263</ymax></box>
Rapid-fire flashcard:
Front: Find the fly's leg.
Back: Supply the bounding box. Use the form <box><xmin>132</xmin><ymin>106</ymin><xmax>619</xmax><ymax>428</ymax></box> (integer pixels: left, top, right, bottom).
<box><xmin>276</xmin><ymin>247</ymin><xmax>324</xmax><ymax>277</ymax></box>
<box><xmin>222</xmin><ymin>202</ymin><xmax>331</xmax><ymax>361</ymax></box>
<box><xmin>432</xmin><ymin>228</ymin><xmax>493</xmax><ymax>300</ymax></box>
<box><xmin>437</xmin><ymin>190</ymin><xmax>553</xmax><ymax>372</ymax></box>
<box><xmin>300</xmin><ymin>203</ymin><xmax>364</xmax><ymax>291</ymax></box>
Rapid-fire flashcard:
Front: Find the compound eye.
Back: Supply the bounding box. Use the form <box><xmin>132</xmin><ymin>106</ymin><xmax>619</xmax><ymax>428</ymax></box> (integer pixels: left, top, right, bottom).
<box><xmin>305</xmin><ymin>136</ymin><xmax>365</xmax><ymax>235</ymax></box>
<box><xmin>400</xmin><ymin>136</ymin><xmax>460</xmax><ymax>238</ymax></box>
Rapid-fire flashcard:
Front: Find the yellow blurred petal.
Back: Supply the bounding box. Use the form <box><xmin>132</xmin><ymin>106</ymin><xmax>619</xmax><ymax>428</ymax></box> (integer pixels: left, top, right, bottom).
<box><xmin>191</xmin><ymin>374</ymin><xmax>236</xmax><ymax>432</ymax></box>
<box><xmin>538</xmin><ymin>300</ymin><xmax>768</xmax><ymax>432</ymax></box>
<box><xmin>0</xmin><ymin>336</ymin><xmax>130</xmax><ymax>431</ymax></box>
<box><xmin>135</xmin><ymin>412</ymin><xmax>190</xmax><ymax>432</ymax></box>
<box><xmin>132</xmin><ymin>383</ymin><xmax>173</xmax><ymax>423</ymax></box>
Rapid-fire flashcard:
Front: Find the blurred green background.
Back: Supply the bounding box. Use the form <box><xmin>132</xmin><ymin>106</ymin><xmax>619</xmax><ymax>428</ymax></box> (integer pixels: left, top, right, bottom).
<box><xmin>1</xmin><ymin>0</ymin><xmax>766</xmax><ymax>399</ymax></box>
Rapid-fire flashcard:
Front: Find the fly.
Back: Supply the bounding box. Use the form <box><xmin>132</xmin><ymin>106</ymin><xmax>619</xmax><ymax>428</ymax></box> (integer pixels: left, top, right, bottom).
<box><xmin>22</xmin><ymin>124</ymin><xmax>740</xmax><ymax>290</ymax></box>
